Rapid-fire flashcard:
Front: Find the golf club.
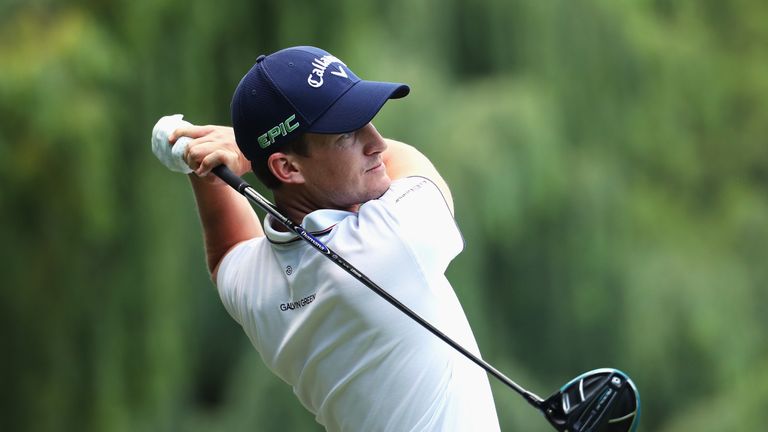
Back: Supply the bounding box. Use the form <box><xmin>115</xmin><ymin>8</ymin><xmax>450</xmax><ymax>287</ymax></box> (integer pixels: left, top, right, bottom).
<box><xmin>212</xmin><ymin>165</ymin><xmax>640</xmax><ymax>431</ymax></box>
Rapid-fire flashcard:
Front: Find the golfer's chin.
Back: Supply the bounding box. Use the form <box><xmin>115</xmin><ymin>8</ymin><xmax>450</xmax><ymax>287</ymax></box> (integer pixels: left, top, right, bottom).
<box><xmin>369</xmin><ymin>173</ymin><xmax>392</xmax><ymax>200</ymax></box>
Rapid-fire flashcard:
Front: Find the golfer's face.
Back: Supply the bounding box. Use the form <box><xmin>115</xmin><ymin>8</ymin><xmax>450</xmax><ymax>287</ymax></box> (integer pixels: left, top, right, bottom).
<box><xmin>300</xmin><ymin>123</ymin><xmax>391</xmax><ymax>210</ymax></box>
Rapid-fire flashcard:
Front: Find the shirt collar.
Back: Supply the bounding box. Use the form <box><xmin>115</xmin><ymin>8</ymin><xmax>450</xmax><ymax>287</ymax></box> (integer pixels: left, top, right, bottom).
<box><xmin>263</xmin><ymin>209</ymin><xmax>354</xmax><ymax>245</ymax></box>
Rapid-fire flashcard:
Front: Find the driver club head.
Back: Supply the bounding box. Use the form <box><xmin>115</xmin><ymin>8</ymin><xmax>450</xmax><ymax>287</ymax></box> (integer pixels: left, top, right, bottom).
<box><xmin>541</xmin><ymin>368</ymin><xmax>640</xmax><ymax>432</ymax></box>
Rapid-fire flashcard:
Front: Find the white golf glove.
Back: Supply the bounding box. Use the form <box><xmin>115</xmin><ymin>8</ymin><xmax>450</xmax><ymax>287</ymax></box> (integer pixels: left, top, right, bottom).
<box><xmin>151</xmin><ymin>114</ymin><xmax>194</xmax><ymax>174</ymax></box>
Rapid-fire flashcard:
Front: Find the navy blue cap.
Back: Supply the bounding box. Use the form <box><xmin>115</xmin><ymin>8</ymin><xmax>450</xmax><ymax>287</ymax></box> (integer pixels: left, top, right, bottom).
<box><xmin>231</xmin><ymin>46</ymin><xmax>410</xmax><ymax>162</ymax></box>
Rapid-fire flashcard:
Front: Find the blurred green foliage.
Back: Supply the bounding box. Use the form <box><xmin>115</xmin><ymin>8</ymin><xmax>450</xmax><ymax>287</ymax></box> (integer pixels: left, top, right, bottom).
<box><xmin>2</xmin><ymin>0</ymin><xmax>767</xmax><ymax>431</ymax></box>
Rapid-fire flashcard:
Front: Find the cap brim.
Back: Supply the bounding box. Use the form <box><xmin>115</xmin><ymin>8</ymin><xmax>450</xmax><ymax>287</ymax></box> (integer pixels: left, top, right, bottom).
<box><xmin>308</xmin><ymin>80</ymin><xmax>409</xmax><ymax>134</ymax></box>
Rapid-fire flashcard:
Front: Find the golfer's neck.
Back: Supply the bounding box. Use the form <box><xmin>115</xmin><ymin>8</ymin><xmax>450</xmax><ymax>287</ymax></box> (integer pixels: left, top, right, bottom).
<box><xmin>271</xmin><ymin>192</ymin><xmax>359</xmax><ymax>232</ymax></box>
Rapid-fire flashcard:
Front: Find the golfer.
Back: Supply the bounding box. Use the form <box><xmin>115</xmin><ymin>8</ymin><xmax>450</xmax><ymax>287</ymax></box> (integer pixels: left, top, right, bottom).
<box><xmin>164</xmin><ymin>46</ymin><xmax>500</xmax><ymax>431</ymax></box>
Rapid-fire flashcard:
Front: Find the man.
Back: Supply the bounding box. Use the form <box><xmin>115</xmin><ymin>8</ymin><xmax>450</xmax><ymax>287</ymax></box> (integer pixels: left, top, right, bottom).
<box><xmin>162</xmin><ymin>46</ymin><xmax>500</xmax><ymax>431</ymax></box>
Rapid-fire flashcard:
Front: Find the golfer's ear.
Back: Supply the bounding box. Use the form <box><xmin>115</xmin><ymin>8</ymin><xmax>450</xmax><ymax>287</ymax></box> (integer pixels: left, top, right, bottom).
<box><xmin>268</xmin><ymin>152</ymin><xmax>305</xmax><ymax>184</ymax></box>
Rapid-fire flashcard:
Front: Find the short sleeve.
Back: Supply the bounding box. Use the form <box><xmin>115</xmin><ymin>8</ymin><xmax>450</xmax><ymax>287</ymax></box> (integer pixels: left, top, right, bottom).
<box><xmin>362</xmin><ymin>176</ymin><xmax>464</xmax><ymax>273</ymax></box>
<box><xmin>215</xmin><ymin>238</ymin><xmax>260</xmax><ymax>326</ymax></box>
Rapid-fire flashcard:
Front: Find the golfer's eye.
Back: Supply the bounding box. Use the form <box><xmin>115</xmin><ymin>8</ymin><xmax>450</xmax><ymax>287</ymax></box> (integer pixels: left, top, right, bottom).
<box><xmin>335</xmin><ymin>132</ymin><xmax>354</xmax><ymax>147</ymax></box>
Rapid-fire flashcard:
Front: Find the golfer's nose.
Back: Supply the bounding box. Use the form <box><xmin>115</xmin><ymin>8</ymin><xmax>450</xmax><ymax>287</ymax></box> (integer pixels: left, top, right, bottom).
<box><xmin>360</xmin><ymin>123</ymin><xmax>386</xmax><ymax>155</ymax></box>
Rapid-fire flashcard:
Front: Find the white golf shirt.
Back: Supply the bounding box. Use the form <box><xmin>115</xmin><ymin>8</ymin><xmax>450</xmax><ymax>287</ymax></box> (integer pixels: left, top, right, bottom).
<box><xmin>216</xmin><ymin>177</ymin><xmax>500</xmax><ymax>431</ymax></box>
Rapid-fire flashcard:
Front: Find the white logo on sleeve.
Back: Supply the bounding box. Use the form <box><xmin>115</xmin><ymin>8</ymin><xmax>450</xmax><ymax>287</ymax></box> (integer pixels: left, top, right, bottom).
<box><xmin>308</xmin><ymin>55</ymin><xmax>349</xmax><ymax>88</ymax></box>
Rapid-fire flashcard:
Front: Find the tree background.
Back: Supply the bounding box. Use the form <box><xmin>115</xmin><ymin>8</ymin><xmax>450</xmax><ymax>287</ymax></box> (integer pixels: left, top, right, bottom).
<box><xmin>2</xmin><ymin>0</ymin><xmax>767</xmax><ymax>430</ymax></box>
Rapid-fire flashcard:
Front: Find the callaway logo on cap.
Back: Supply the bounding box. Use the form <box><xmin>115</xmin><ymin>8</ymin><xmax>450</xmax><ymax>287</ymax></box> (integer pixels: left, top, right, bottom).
<box><xmin>231</xmin><ymin>46</ymin><xmax>410</xmax><ymax>162</ymax></box>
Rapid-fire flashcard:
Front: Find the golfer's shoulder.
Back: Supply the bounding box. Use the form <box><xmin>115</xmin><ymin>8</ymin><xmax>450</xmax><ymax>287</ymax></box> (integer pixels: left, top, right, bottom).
<box><xmin>213</xmin><ymin>236</ymin><xmax>268</xmax><ymax>283</ymax></box>
<box><xmin>386</xmin><ymin>176</ymin><xmax>443</xmax><ymax>201</ymax></box>
<box><xmin>368</xmin><ymin>177</ymin><xmax>452</xmax><ymax>230</ymax></box>
<box><xmin>382</xmin><ymin>138</ymin><xmax>454</xmax><ymax>214</ymax></box>
<box><xmin>367</xmin><ymin>178</ymin><xmax>463</xmax><ymax>270</ymax></box>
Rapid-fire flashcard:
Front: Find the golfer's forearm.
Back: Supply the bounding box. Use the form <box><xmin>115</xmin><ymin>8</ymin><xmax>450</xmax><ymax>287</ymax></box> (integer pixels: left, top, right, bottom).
<box><xmin>383</xmin><ymin>139</ymin><xmax>454</xmax><ymax>213</ymax></box>
<box><xmin>189</xmin><ymin>175</ymin><xmax>263</xmax><ymax>275</ymax></box>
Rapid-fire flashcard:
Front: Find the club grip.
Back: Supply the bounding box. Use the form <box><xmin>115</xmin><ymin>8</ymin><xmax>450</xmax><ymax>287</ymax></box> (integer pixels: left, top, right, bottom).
<box><xmin>212</xmin><ymin>165</ymin><xmax>251</xmax><ymax>193</ymax></box>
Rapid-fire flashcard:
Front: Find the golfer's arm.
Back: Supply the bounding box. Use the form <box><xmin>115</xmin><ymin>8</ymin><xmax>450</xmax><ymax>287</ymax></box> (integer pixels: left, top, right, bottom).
<box><xmin>382</xmin><ymin>139</ymin><xmax>454</xmax><ymax>214</ymax></box>
<box><xmin>189</xmin><ymin>175</ymin><xmax>263</xmax><ymax>280</ymax></box>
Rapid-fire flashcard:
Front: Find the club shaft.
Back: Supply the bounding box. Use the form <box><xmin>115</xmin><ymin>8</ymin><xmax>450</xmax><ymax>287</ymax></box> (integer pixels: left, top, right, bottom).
<box><xmin>212</xmin><ymin>166</ymin><xmax>545</xmax><ymax>409</ymax></box>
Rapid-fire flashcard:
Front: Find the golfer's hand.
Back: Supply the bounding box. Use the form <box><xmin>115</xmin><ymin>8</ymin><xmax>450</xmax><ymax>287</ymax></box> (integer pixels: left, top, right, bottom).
<box><xmin>169</xmin><ymin>125</ymin><xmax>251</xmax><ymax>183</ymax></box>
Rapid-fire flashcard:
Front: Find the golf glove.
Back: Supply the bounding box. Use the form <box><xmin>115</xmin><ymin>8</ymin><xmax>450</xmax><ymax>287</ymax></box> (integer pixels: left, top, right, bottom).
<box><xmin>151</xmin><ymin>114</ymin><xmax>194</xmax><ymax>174</ymax></box>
